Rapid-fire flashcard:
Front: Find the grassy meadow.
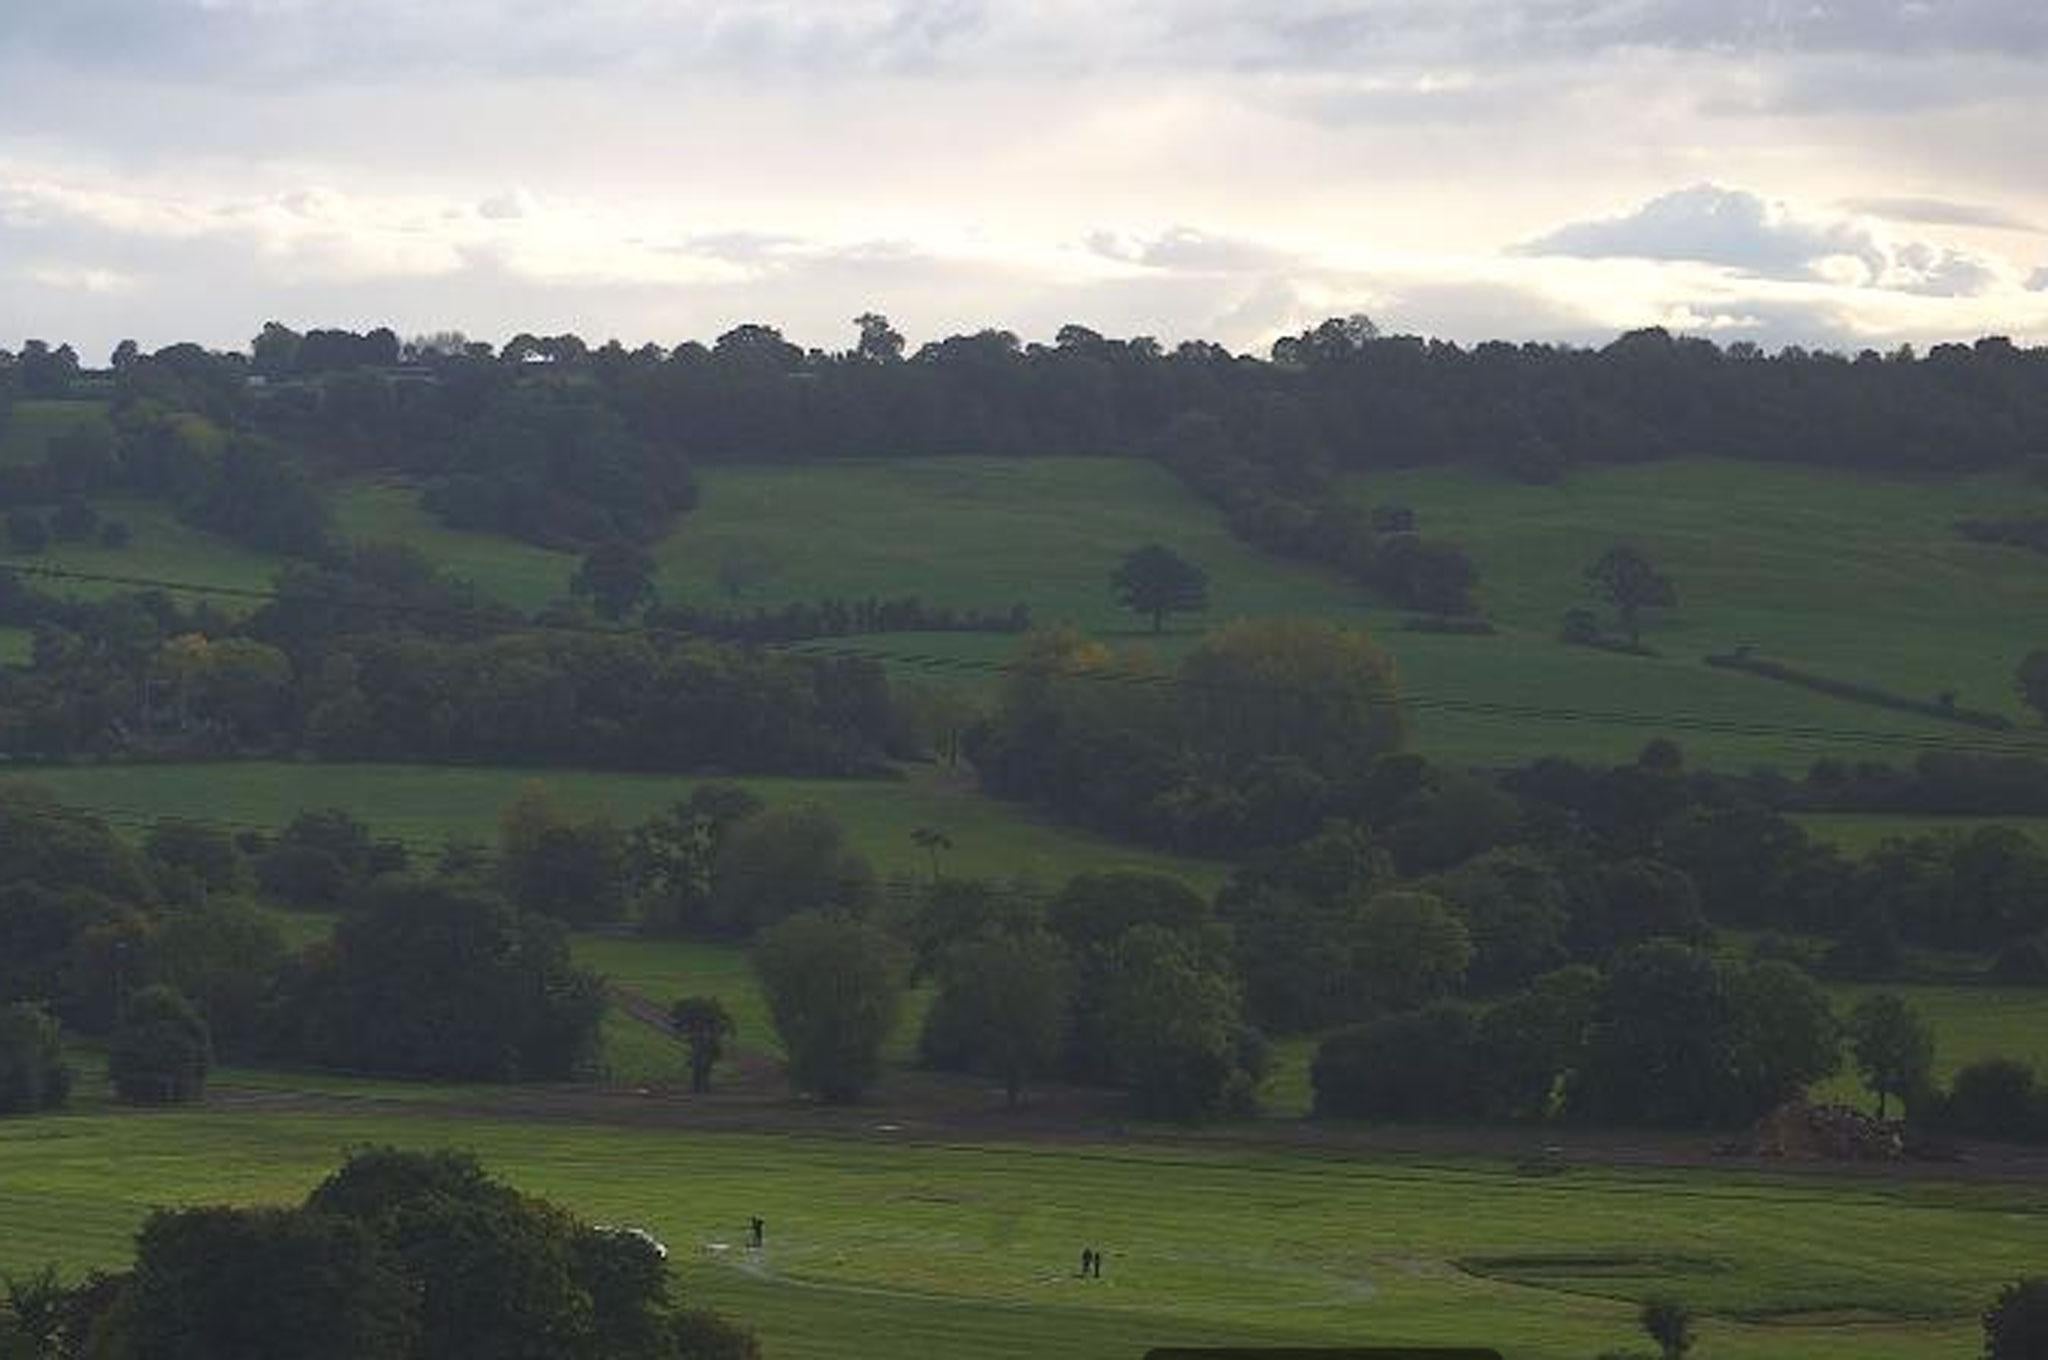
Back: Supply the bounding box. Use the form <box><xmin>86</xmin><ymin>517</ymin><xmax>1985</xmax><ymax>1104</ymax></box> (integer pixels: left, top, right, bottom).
<box><xmin>0</xmin><ymin>1106</ymin><xmax>2037</xmax><ymax>1360</ymax></box>
<box><xmin>327</xmin><ymin>456</ymin><xmax>2048</xmax><ymax>769</ymax></box>
<box><xmin>1347</xmin><ymin>459</ymin><xmax>2048</xmax><ymax>740</ymax></box>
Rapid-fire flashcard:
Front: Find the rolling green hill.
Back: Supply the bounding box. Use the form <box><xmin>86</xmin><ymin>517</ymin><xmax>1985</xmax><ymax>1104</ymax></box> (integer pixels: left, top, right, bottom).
<box><xmin>329</xmin><ymin>456</ymin><xmax>2048</xmax><ymax>770</ymax></box>
<box><xmin>1347</xmin><ymin>459</ymin><xmax>2048</xmax><ymax>747</ymax></box>
<box><xmin>11</xmin><ymin>454</ymin><xmax>2048</xmax><ymax>810</ymax></box>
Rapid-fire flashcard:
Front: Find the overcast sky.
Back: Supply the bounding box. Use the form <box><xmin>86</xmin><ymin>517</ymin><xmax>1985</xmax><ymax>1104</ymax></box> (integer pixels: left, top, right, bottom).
<box><xmin>4</xmin><ymin>0</ymin><xmax>2047</xmax><ymax>359</ymax></box>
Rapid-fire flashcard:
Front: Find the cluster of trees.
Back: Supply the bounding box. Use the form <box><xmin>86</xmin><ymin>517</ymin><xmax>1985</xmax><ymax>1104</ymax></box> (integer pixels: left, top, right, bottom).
<box><xmin>1311</xmin><ymin>943</ymin><xmax>1846</xmax><ymax>1128</ymax></box>
<box><xmin>969</xmin><ymin>620</ymin><xmax>1407</xmax><ymax>853</ymax></box>
<box><xmin>742</xmin><ymin>869</ymin><xmax>1266</xmax><ymax>1119</ymax></box>
<box><xmin>0</xmin><ymin>786</ymin><xmax>609</xmax><ymax>1088</ymax></box>
<box><xmin>0</xmin><ymin>551</ymin><xmax>902</xmax><ymax>774</ymax></box>
<box><xmin>0</xmin><ymin>1148</ymin><xmax>757</xmax><ymax>1360</ymax></box>
<box><xmin>0</xmin><ymin>341</ymin><xmax>86</xmax><ymax>400</ymax></box>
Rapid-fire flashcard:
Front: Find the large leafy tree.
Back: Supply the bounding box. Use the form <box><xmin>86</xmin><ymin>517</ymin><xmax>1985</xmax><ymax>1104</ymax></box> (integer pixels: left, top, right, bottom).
<box><xmin>0</xmin><ymin>1002</ymin><xmax>70</xmax><ymax>1114</ymax></box>
<box><xmin>1110</xmin><ymin>544</ymin><xmax>1209</xmax><ymax>632</ymax></box>
<box><xmin>107</xmin><ymin>985</ymin><xmax>211</xmax><ymax>1106</ymax></box>
<box><xmin>282</xmin><ymin>878</ymin><xmax>604</xmax><ymax>1081</ymax></box>
<box><xmin>122</xmin><ymin>1207</ymin><xmax>417</xmax><ymax>1360</ymax></box>
<box><xmin>1585</xmin><ymin>544</ymin><xmax>1676</xmax><ymax>647</ymax></box>
<box><xmin>754</xmin><ymin>911</ymin><xmax>907</xmax><ymax>1103</ymax></box>
<box><xmin>919</xmin><ymin>928</ymin><xmax>1071</xmax><ymax>1106</ymax></box>
<box><xmin>1847</xmin><ymin>992</ymin><xmax>1936</xmax><ymax>1119</ymax></box>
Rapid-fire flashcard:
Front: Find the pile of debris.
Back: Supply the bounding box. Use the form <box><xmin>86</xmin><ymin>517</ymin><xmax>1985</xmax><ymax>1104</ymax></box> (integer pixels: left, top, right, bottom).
<box><xmin>1748</xmin><ymin>1099</ymin><xmax>1904</xmax><ymax>1161</ymax></box>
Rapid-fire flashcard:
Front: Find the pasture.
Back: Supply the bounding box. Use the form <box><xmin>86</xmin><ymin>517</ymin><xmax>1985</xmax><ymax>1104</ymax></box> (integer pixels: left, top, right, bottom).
<box><xmin>1346</xmin><ymin>459</ymin><xmax>2048</xmax><ymax>731</ymax></box>
<box><xmin>0</xmin><ymin>1106</ymin><xmax>2035</xmax><ymax>1359</ymax></box>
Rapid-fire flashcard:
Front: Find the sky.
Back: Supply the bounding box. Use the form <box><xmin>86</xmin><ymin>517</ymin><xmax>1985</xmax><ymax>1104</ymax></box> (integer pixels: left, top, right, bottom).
<box><xmin>3</xmin><ymin>0</ymin><xmax>2047</xmax><ymax>360</ymax></box>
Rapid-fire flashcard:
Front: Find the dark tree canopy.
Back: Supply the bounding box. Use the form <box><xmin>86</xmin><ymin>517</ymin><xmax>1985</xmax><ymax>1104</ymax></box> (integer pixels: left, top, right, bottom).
<box><xmin>753</xmin><ymin>911</ymin><xmax>907</xmax><ymax>1103</ymax></box>
<box><xmin>107</xmin><ymin>984</ymin><xmax>211</xmax><ymax>1106</ymax></box>
<box><xmin>670</xmin><ymin>995</ymin><xmax>735</xmax><ymax>1095</ymax></box>
<box><xmin>1586</xmin><ymin>544</ymin><xmax>1677</xmax><ymax>648</ymax></box>
<box><xmin>1110</xmin><ymin>544</ymin><xmax>1210</xmax><ymax>633</ymax></box>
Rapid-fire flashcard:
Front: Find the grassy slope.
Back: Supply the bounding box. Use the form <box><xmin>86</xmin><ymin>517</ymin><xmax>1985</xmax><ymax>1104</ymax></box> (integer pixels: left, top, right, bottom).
<box><xmin>9</xmin><ymin>762</ymin><xmax>1218</xmax><ymax>889</ymax></box>
<box><xmin>1347</xmin><ymin>460</ymin><xmax>2048</xmax><ymax>758</ymax></box>
<box><xmin>0</xmin><ymin>398</ymin><xmax>110</xmax><ymax>466</ymax></box>
<box><xmin>333</xmin><ymin>479</ymin><xmax>576</xmax><ymax>610</ymax></box>
<box><xmin>0</xmin><ymin>1107</ymin><xmax>2035</xmax><ymax>1359</ymax></box>
<box><xmin>337</xmin><ymin>457</ymin><xmax>2047</xmax><ymax>769</ymax></box>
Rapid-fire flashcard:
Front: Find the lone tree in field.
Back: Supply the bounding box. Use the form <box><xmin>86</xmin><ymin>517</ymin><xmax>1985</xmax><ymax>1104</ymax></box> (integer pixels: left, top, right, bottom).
<box><xmin>1847</xmin><ymin>992</ymin><xmax>1935</xmax><ymax>1120</ymax></box>
<box><xmin>2019</xmin><ymin>649</ymin><xmax>2048</xmax><ymax>724</ymax></box>
<box><xmin>1585</xmin><ymin>544</ymin><xmax>1676</xmax><ymax>648</ymax></box>
<box><xmin>1985</xmin><ymin>1277</ymin><xmax>2048</xmax><ymax>1360</ymax></box>
<box><xmin>670</xmin><ymin>995</ymin><xmax>735</xmax><ymax>1095</ymax></box>
<box><xmin>1111</xmin><ymin>544</ymin><xmax>1209</xmax><ymax>633</ymax></box>
<box><xmin>1640</xmin><ymin>1296</ymin><xmax>1696</xmax><ymax>1359</ymax></box>
<box><xmin>571</xmin><ymin>539</ymin><xmax>657</xmax><ymax>620</ymax></box>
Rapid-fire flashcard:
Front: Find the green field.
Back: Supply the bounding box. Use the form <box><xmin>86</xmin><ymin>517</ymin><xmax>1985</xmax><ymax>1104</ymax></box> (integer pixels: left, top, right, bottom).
<box><xmin>0</xmin><ymin>398</ymin><xmax>111</xmax><ymax>466</ymax></box>
<box><xmin>1348</xmin><ymin>459</ymin><xmax>2048</xmax><ymax>758</ymax></box>
<box><xmin>0</xmin><ymin>496</ymin><xmax>284</xmax><ymax>600</ymax></box>
<box><xmin>334</xmin><ymin>479</ymin><xmax>576</xmax><ymax>610</ymax></box>
<box><xmin>0</xmin><ymin>1106</ymin><xmax>2035</xmax><ymax>1359</ymax></box>
<box><xmin>8</xmin><ymin>760</ymin><xmax>1219</xmax><ymax>889</ymax></box>
<box><xmin>21</xmin><ymin>455</ymin><xmax>2048</xmax><ymax>769</ymax></box>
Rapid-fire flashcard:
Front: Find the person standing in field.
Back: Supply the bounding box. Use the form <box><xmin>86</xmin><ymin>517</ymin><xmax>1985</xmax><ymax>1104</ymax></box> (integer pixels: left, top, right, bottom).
<box><xmin>750</xmin><ymin>1217</ymin><xmax>764</xmax><ymax>1250</ymax></box>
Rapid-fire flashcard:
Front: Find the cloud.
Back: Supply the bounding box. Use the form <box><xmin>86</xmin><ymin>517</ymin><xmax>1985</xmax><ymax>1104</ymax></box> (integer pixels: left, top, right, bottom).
<box><xmin>2030</xmin><ymin>267</ymin><xmax>2048</xmax><ymax>292</ymax></box>
<box><xmin>1841</xmin><ymin>196</ymin><xmax>2037</xmax><ymax>232</ymax></box>
<box><xmin>1517</xmin><ymin>184</ymin><xmax>1886</xmax><ymax>281</ymax></box>
<box><xmin>477</xmin><ymin>189</ymin><xmax>535</xmax><ymax>221</ymax></box>
<box><xmin>21</xmin><ymin>264</ymin><xmax>134</xmax><ymax>294</ymax></box>
<box><xmin>1084</xmin><ymin>226</ymin><xmax>1292</xmax><ymax>274</ymax></box>
<box><xmin>1518</xmin><ymin>184</ymin><xmax>2008</xmax><ymax>297</ymax></box>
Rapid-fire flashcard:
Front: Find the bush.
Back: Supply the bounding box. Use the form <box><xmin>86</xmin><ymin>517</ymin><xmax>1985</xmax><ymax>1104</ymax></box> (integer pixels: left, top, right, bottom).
<box><xmin>0</xmin><ymin>1002</ymin><xmax>71</xmax><ymax>1113</ymax></box>
<box><xmin>107</xmin><ymin>985</ymin><xmax>212</xmax><ymax>1105</ymax></box>
<box><xmin>1312</xmin><ymin>1003</ymin><xmax>1481</xmax><ymax>1121</ymax></box>
<box><xmin>1941</xmin><ymin>1058</ymin><xmax>2041</xmax><ymax>1142</ymax></box>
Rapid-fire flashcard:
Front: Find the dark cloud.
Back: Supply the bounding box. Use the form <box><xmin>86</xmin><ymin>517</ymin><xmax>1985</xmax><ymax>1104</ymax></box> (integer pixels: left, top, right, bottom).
<box><xmin>1519</xmin><ymin>183</ymin><xmax>2011</xmax><ymax>297</ymax></box>
<box><xmin>1842</xmin><ymin>196</ymin><xmax>2038</xmax><ymax>232</ymax></box>
<box><xmin>1517</xmin><ymin>184</ymin><xmax>1884</xmax><ymax>281</ymax></box>
<box><xmin>6</xmin><ymin>1</ymin><xmax>2043</xmax><ymax>88</ymax></box>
